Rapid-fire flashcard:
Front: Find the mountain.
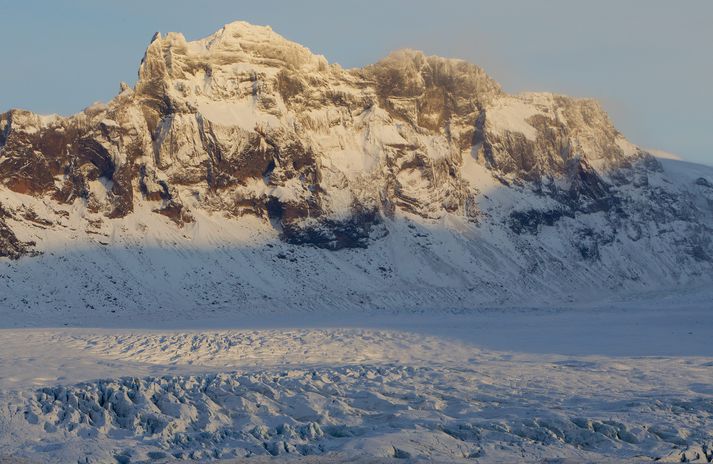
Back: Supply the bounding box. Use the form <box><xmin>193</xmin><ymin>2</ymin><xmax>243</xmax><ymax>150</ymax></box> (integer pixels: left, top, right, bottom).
<box><xmin>1</xmin><ymin>21</ymin><xmax>712</xmax><ymax>319</ymax></box>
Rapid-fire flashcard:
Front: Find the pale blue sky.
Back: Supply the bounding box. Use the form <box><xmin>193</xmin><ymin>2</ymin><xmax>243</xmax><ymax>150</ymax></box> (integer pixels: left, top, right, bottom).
<box><xmin>1</xmin><ymin>0</ymin><xmax>711</xmax><ymax>164</ymax></box>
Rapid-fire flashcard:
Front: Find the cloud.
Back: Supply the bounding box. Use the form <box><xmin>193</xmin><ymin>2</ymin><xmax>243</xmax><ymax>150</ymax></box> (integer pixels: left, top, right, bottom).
<box><xmin>645</xmin><ymin>148</ymin><xmax>683</xmax><ymax>161</ymax></box>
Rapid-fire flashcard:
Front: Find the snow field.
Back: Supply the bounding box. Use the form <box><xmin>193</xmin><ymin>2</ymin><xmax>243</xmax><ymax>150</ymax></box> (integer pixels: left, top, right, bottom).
<box><xmin>0</xmin><ymin>325</ymin><xmax>712</xmax><ymax>463</ymax></box>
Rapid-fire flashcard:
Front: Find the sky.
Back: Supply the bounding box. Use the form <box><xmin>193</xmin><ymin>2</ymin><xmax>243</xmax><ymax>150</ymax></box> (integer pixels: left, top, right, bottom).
<box><xmin>1</xmin><ymin>0</ymin><xmax>711</xmax><ymax>165</ymax></box>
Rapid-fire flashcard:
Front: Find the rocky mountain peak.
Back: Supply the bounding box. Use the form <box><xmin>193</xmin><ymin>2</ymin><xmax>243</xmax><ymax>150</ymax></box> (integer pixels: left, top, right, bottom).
<box><xmin>138</xmin><ymin>21</ymin><xmax>329</xmax><ymax>88</ymax></box>
<box><xmin>1</xmin><ymin>21</ymin><xmax>711</xmax><ymax>302</ymax></box>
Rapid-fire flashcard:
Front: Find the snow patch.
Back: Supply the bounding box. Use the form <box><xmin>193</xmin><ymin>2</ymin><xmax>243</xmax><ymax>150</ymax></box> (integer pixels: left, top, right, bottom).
<box><xmin>485</xmin><ymin>96</ymin><xmax>541</xmax><ymax>141</ymax></box>
<box><xmin>197</xmin><ymin>99</ymin><xmax>280</xmax><ymax>129</ymax></box>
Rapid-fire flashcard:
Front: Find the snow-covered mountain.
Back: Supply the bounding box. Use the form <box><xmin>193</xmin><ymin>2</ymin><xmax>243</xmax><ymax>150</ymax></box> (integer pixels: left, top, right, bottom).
<box><xmin>1</xmin><ymin>21</ymin><xmax>712</xmax><ymax>319</ymax></box>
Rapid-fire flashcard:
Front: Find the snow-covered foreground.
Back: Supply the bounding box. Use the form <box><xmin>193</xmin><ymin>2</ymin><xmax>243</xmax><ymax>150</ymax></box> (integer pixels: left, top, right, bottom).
<box><xmin>1</xmin><ymin>298</ymin><xmax>712</xmax><ymax>463</ymax></box>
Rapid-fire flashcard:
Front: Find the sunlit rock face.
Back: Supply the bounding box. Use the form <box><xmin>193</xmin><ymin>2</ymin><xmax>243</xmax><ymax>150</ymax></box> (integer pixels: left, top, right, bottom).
<box><xmin>0</xmin><ymin>21</ymin><xmax>711</xmax><ymax>274</ymax></box>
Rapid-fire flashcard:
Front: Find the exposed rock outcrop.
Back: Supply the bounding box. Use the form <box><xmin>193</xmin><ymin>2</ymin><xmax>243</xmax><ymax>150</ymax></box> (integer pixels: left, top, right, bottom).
<box><xmin>0</xmin><ymin>203</ymin><xmax>36</xmax><ymax>259</ymax></box>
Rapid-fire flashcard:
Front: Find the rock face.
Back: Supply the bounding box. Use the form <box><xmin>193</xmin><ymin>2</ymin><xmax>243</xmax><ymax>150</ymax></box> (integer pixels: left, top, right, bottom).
<box><xmin>1</xmin><ymin>21</ymin><xmax>712</xmax><ymax>295</ymax></box>
<box><xmin>0</xmin><ymin>203</ymin><xmax>36</xmax><ymax>259</ymax></box>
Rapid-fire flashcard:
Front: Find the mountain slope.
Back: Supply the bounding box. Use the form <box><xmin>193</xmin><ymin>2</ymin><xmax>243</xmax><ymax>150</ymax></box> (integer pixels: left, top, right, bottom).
<box><xmin>1</xmin><ymin>21</ymin><xmax>712</xmax><ymax>318</ymax></box>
